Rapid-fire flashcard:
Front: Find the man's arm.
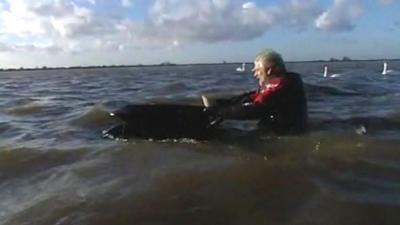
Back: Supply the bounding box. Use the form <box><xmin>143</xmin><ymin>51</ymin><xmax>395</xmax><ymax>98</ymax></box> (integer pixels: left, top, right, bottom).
<box><xmin>213</xmin><ymin>90</ymin><xmax>256</xmax><ymax>107</ymax></box>
<box><xmin>215</xmin><ymin>82</ymin><xmax>284</xmax><ymax>120</ymax></box>
<box><xmin>217</xmin><ymin>103</ymin><xmax>269</xmax><ymax>120</ymax></box>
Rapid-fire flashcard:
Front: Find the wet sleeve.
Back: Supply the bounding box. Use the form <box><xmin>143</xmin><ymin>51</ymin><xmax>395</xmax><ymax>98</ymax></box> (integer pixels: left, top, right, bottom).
<box><xmin>212</xmin><ymin>90</ymin><xmax>256</xmax><ymax>108</ymax></box>
<box><xmin>217</xmin><ymin>103</ymin><xmax>269</xmax><ymax>120</ymax></box>
<box><xmin>217</xmin><ymin>85</ymin><xmax>284</xmax><ymax>120</ymax></box>
<box><xmin>229</xmin><ymin>90</ymin><xmax>256</xmax><ymax>104</ymax></box>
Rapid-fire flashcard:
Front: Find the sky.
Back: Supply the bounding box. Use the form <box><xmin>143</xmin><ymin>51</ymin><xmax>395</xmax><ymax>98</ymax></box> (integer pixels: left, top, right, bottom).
<box><xmin>0</xmin><ymin>0</ymin><xmax>399</xmax><ymax>68</ymax></box>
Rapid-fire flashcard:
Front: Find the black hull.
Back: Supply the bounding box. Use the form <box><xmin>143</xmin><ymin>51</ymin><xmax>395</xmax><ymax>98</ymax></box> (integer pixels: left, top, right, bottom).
<box><xmin>103</xmin><ymin>104</ymin><xmax>221</xmax><ymax>140</ymax></box>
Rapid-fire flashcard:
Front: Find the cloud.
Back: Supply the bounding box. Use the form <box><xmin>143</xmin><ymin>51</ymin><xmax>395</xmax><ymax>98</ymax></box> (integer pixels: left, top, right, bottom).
<box><xmin>278</xmin><ymin>0</ymin><xmax>322</xmax><ymax>28</ymax></box>
<box><xmin>121</xmin><ymin>0</ymin><xmax>133</xmax><ymax>8</ymax></box>
<box><xmin>86</xmin><ymin>0</ymin><xmax>96</xmax><ymax>5</ymax></box>
<box><xmin>0</xmin><ymin>0</ymin><xmax>324</xmax><ymax>54</ymax></box>
<box><xmin>242</xmin><ymin>2</ymin><xmax>256</xmax><ymax>9</ymax></box>
<box><xmin>0</xmin><ymin>0</ymin><xmax>366</xmax><ymax>56</ymax></box>
<box><xmin>0</xmin><ymin>41</ymin><xmax>63</xmax><ymax>54</ymax></box>
<box><xmin>0</xmin><ymin>42</ymin><xmax>12</xmax><ymax>52</ymax></box>
<box><xmin>138</xmin><ymin>0</ymin><xmax>321</xmax><ymax>45</ymax></box>
<box><xmin>147</xmin><ymin>0</ymin><xmax>267</xmax><ymax>42</ymax></box>
<box><xmin>315</xmin><ymin>0</ymin><xmax>364</xmax><ymax>32</ymax></box>
<box><xmin>0</xmin><ymin>0</ymin><xmax>120</xmax><ymax>53</ymax></box>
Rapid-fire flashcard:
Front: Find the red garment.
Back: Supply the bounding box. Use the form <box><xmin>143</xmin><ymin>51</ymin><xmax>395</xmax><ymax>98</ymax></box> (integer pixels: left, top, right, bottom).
<box><xmin>251</xmin><ymin>77</ymin><xmax>285</xmax><ymax>105</ymax></box>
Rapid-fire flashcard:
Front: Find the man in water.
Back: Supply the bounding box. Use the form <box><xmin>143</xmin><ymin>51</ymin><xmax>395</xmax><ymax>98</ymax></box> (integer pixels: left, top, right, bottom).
<box><xmin>209</xmin><ymin>49</ymin><xmax>308</xmax><ymax>135</ymax></box>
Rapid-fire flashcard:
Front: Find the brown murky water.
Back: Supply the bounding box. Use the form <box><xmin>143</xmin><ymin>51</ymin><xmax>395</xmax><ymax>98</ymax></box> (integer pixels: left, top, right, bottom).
<box><xmin>1</xmin><ymin>61</ymin><xmax>400</xmax><ymax>224</ymax></box>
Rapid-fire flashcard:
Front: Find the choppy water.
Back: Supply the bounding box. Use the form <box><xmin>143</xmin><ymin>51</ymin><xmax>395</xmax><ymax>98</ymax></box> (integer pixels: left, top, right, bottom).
<box><xmin>1</xmin><ymin>61</ymin><xmax>400</xmax><ymax>225</ymax></box>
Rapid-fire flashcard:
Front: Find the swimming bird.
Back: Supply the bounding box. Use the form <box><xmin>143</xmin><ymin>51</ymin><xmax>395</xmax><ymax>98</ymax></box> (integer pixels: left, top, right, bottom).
<box><xmin>323</xmin><ymin>65</ymin><xmax>328</xmax><ymax>78</ymax></box>
<box><xmin>322</xmin><ymin>65</ymin><xmax>341</xmax><ymax>78</ymax></box>
<box><xmin>382</xmin><ymin>62</ymin><xmax>388</xmax><ymax>75</ymax></box>
<box><xmin>236</xmin><ymin>63</ymin><xmax>246</xmax><ymax>72</ymax></box>
<box><xmin>201</xmin><ymin>95</ymin><xmax>210</xmax><ymax>107</ymax></box>
<box><xmin>382</xmin><ymin>61</ymin><xmax>392</xmax><ymax>75</ymax></box>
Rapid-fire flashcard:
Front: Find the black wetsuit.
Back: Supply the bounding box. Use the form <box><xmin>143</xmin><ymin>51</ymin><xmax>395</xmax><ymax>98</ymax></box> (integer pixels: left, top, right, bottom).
<box><xmin>213</xmin><ymin>72</ymin><xmax>308</xmax><ymax>134</ymax></box>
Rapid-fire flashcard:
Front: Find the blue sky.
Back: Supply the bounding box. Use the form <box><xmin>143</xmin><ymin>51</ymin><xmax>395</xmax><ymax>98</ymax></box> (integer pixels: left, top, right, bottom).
<box><xmin>0</xmin><ymin>0</ymin><xmax>399</xmax><ymax>68</ymax></box>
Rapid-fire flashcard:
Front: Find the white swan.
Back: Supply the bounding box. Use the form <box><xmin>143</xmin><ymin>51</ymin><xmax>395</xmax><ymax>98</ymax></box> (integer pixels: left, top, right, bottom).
<box><xmin>236</xmin><ymin>63</ymin><xmax>245</xmax><ymax>72</ymax></box>
<box><xmin>382</xmin><ymin>61</ymin><xmax>393</xmax><ymax>75</ymax></box>
<box><xmin>323</xmin><ymin>65</ymin><xmax>328</xmax><ymax>78</ymax></box>
<box><xmin>323</xmin><ymin>65</ymin><xmax>341</xmax><ymax>78</ymax></box>
<box><xmin>382</xmin><ymin>62</ymin><xmax>388</xmax><ymax>75</ymax></box>
<box><xmin>201</xmin><ymin>95</ymin><xmax>210</xmax><ymax>107</ymax></box>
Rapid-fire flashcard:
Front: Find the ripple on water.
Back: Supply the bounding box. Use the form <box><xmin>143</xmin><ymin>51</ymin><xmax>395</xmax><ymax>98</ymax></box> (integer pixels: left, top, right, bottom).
<box><xmin>69</xmin><ymin>104</ymin><xmax>116</xmax><ymax>128</ymax></box>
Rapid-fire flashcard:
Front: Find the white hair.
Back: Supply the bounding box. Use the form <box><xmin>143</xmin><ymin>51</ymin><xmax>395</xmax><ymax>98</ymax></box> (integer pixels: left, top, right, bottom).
<box><xmin>255</xmin><ymin>49</ymin><xmax>286</xmax><ymax>73</ymax></box>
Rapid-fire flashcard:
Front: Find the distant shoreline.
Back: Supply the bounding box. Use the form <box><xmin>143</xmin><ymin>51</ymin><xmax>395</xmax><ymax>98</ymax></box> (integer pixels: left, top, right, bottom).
<box><xmin>1</xmin><ymin>58</ymin><xmax>399</xmax><ymax>72</ymax></box>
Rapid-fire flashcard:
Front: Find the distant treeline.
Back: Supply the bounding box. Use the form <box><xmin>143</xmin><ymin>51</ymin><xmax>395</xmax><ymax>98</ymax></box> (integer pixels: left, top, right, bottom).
<box><xmin>0</xmin><ymin>63</ymin><xmax>180</xmax><ymax>72</ymax></box>
<box><xmin>1</xmin><ymin>58</ymin><xmax>398</xmax><ymax>72</ymax></box>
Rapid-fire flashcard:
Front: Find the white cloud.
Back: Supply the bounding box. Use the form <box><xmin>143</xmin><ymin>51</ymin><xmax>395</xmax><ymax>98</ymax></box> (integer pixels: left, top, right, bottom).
<box><xmin>315</xmin><ymin>0</ymin><xmax>364</xmax><ymax>32</ymax></box>
<box><xmin>0</xmin><ymin>0</ymin><xmax>119</xmax><ymax>53</ymax></box>
<box><xmin>121</xmin><ymin>0</ymin><xmax>133</xmax><ymax>8</ymax></box>
<box><xmin>0</xmin><ymin>42</ymin><xmax>12</xmax><ymax>52</ymax></box>
<box><xmin>0</xmin><ymin>0</ymin><xmax>366</xmax><ymax>57</ymax></box>
<box><xmin>0</xmin><ymin>41</ymin><xmax>63</xmax><ymax>54</ymax></box>
<box><xmin>281</xmin><ymin>0</ymin><xmax>322</xmax><ymax>27</ymax></box>
<box><xmin>0</xmin><ymin>0</ymin><xmax>48</xmax><ymax>36</ymax></box>
<box><xmin>242</xmin><ymin>2</ymin><xmax>256</xmax><ymax>9</ymax></box>
<box><xmin>86</xmin><ymin>0</ymin><xmax>96</xmax><ymax>5</ymax></box>
<box><xmin>142</xmin><ymin>0</ymin><xmax>321</xmax><ymax>45</ymax></box>
<box><xmin>138</xmin><ymin>0</ymin><xmax>247</xmax><ymax>44</ymax></box>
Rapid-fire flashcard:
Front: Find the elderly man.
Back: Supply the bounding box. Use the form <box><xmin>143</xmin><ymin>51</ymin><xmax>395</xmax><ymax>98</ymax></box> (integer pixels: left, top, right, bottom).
<box><xmin>210</xmin><ymin>49</ymin><xmax>308</xmax><ymax>135</ymax></box>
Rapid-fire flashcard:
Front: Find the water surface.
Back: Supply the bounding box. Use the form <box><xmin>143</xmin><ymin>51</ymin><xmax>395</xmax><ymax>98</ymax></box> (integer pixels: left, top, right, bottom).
<box><xmin>1</xmin><ymin>61</ymin><xmax>400</xmax><ymax>225</ymax></box>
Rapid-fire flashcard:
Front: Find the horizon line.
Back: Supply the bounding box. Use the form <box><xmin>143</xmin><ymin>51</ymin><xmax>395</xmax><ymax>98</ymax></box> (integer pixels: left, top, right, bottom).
<box><xmin>1</xmin><ymin>58</ymin><xmax>398</xmax><ymax>72</ymax></box>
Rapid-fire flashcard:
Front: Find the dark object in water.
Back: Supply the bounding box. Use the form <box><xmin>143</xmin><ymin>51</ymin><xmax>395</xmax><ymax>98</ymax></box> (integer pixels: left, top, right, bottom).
<box><xmin>102</xmin><ymin>104</ymin><xmax>222</xmax><ymax>140</ymax></box>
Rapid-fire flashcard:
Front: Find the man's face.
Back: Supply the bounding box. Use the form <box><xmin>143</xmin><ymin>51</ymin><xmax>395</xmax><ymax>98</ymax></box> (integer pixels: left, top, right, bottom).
<box><xmin>252</xmin><ymin>60</ymin><xmax>267</xmax><ymax>81</ymax></box>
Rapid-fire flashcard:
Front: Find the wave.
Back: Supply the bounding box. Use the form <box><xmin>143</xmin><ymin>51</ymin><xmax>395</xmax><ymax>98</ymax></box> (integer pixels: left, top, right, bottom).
<box><xmin>309</xmin><ymin>116</ymin><xmax>400</xmax><ymax>134</ymax></box>
<box><xmin>69</xmin><ymin>104</ymin><xmax>115</xmax><ymax>128</ymax></box>
<box><xmin>162</xmin><ymin>82</ymin><xmax>189</xmax><ymax>91</ymax></box>
<box><xmin>307</xmin><ymin>136</ymin><xmax>400</xmax><ymax>206</ymax></box>
<box><xmin>0</xmin><ymin>147</ymin><xmax>87</xmax><ymax>181</ymax></box>
<box><xmin>2</xmin><ymin>96</ymin><xmax>59</xmax><ymax>116</ymax></box>
<box><xmin>4</xmin><ymin>102</ymin><xmax>46</xmax><ymax>116</ymax></box>
<box><xmin>305</xmin><ymin>83</ymin><xmax>360</xmax><ymax>96</ymax></box>
<box><xmin>0</xmin><ymin>122</ymin><xmax>13</xmax><ymax>134</ymax></box>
